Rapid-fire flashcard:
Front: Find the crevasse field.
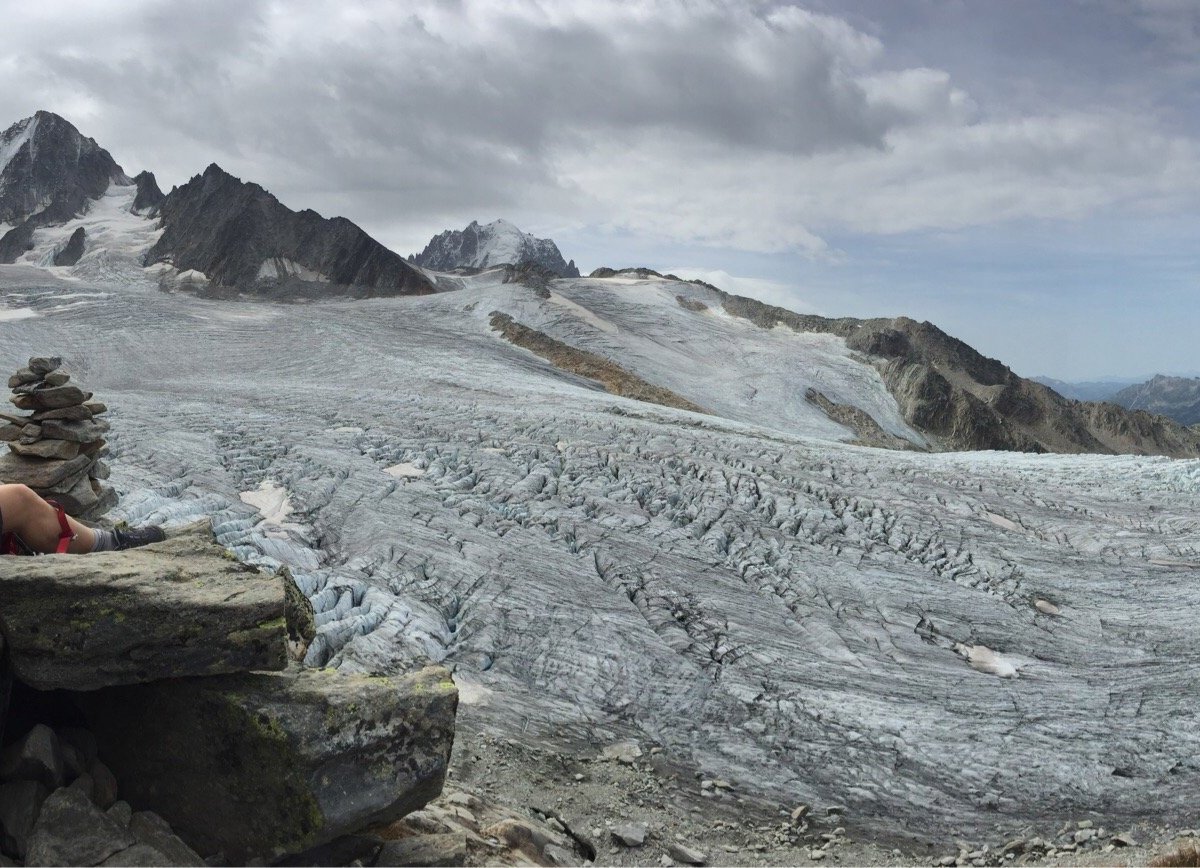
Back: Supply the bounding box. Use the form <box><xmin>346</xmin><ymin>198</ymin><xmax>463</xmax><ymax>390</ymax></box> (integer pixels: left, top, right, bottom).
<box><xmin>3</xmin><ymin>198</ymin><xmax>1200</xmax><ymax>841</ymax></box>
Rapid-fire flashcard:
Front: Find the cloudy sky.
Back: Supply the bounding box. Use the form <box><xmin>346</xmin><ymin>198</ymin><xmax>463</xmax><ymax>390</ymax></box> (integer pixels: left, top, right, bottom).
<box><xmin>3</xmin><ymin>0</ymin><xmax>1199</xmax><ymax>379</ymax></box>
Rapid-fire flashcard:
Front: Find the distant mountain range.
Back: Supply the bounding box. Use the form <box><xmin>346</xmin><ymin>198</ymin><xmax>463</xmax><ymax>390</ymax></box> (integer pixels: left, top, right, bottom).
<box><xmin>411</xmin><ymin>219</ymin><xmax>578</xmax><ymax>277</ymax></box>
<box><xmin>3</xmin><ymin>109</ymin><xmax>1200</xmax><ymax>457</ymax></box>
<box><xmin>0</xmin><ymin>112</ymin><xmax>432</xmax><ymax>296</ymax></box>
<box><xmin>1030</xmin><ymin>376</ymin><xmax>1136</xmax><ymax>402</ymax></box>
<box><xmin>1110</xmin><ymin>375</ymin><xmax>1200</xmax><ymax>426</ymax></box>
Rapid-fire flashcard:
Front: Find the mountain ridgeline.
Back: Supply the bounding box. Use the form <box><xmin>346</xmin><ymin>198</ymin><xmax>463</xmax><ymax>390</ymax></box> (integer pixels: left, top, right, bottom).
<box><xmin>2</xmin><ymin>110</ymin><xmax>1198</xmax><ymax>459</ymax></box>
<box><xmin>685</xmin><ymin>280</ymin><xmax>1200</xmax><ymax>456</ymax></box>
<box><xmin>0</xmin><ymin>112</ymin><xmax>432</xmax><ymax>296</ymax></box>
<box><xmin>146</xmin><ymin>164</ymin><xmax>433</xmax><ymax>296</ymax></box>
<box><xmin>1111</xmin><ymin>374</ymin><xmax>1200</xmax><ymax>426</ymax></box>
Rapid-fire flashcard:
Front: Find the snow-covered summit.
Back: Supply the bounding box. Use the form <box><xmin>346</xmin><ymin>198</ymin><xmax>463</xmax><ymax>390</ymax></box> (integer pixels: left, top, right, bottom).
<box><xmin>411</xmin><ymin>218</ymin><xmax>579</xmax><ymax>277</ymax></box>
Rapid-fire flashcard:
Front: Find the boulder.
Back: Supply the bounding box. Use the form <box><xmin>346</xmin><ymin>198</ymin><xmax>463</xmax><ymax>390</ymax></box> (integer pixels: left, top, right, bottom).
<box><xmin>25</xmin><ymin>787</ymin><xmax>135</xmax><ymax>867</ymax></box>
<box><xmin>0</xmin><ymin>725</ymin><xmax>64</xmax><ymax>790</ymax></box>
<box><xmin>99</xmin><ymin>842</ymin><xmax>174</xmax><ymax>866</ymax></box>
<box><xmin>0</xmin><ymin>780</ymin><xmax>48</xmax><ymax>859</ymax></box>
<box><xmin>129</xmin><ymin>811</ymin><xmax>204</xmax><ymax>865</ymax></box>
<box><xmin>30</xmin><ymin>405</ymin><xmax>92</xmax><ymax>422</ymax></box>
<box><xmin>82</xmin><ymin>665</ymin><xmax>457</xmax><ymax>862</ymax></box>
<box><xmin>26</xmin><ymin>358</ymin><xmax>62</xmax><ymax>377</ymax></box>
<box><xmin>0</xmin><ymin>521</ymin><xmax>287</xmax><ymax>690</ymax></box>
<box><xmin>38</xmin><ymin>418</ymin><xmax>109</xmax><ymax>443</ymax></box>
<box><xmin>7</xmin><ymin>370</ymin><xmax>37</xmax><ymax>389</ymax></box>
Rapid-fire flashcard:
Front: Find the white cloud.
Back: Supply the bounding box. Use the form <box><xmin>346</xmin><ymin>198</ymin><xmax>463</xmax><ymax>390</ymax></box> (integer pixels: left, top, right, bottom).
<box><xmin>1</xmin><ymin>0</ymin><xmax>1199</xmax><ymax>260</ymax></box>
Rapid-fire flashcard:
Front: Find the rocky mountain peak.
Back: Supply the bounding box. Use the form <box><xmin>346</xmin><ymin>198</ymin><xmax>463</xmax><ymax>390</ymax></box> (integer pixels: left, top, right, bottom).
<box><xmin>412</xmin><ymin>218</ymin><xmax>580</xmax><ymax>277</ymax></box>
<box><xmin>144</xmin><ymin>163</ymin><xmax>434</xmax><ymax>296</ymax></box>
<box><xmin>0</xmin><ymin>111</ymin><xmax>129</xmax><ymax>228</ymax></box>
<box><xmin>1112</xmin><ymin>373</ymin><xmax>1200</xmax><ymax>425</ymax></box>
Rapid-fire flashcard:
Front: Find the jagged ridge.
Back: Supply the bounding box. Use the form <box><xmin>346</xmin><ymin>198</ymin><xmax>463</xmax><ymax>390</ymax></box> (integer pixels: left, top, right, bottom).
<box><xmin>1111</xmin><ymin>374</ymin><xmax>1200</xmax><ymax>426</ymax></box>
<box><xmin>412</xmin><ymin>219</ymin><xmax>579</xmax><ymax>277</ymax></box>
<box><xmin>145</xmin><ymin>164</ymin><xmax>433</xmax><ymax>296</ymax></box>
<box><xmin>711</xmin><ymin>287</ymin><xmax>1200</xmax><ymax>456</ymax></box>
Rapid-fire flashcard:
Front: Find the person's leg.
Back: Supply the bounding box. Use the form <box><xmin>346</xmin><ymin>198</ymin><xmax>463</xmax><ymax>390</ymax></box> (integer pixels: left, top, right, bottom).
<box><xmin>0</xmin><ymin>483</ymin><xmax>97</xmax><ymax>554</ymax></box>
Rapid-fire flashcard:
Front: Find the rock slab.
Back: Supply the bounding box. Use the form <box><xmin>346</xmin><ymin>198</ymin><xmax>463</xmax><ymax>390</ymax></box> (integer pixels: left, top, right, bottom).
<box><xmin>0</xmin><ymin>521</ymin><xmax>287</xmax><ymax>690</ymax></box>
<box><xmin>83</xmin><ymin>665</ymin><xmax>458</xmax><ymax>862</ymax></box>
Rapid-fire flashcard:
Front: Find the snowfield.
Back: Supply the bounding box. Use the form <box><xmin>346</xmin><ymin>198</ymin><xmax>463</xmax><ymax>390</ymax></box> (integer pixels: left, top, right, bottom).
<box><xmin>2</xmin><ymin>253</ymin><xmax>1200</xmax><ymax>842</ymax></box>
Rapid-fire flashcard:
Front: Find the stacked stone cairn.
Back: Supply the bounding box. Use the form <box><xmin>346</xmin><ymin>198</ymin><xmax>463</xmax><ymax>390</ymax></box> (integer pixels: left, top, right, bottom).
<box><xmin>0</xmin><ymin>356</ymin><xmax>115</xmax><ymax>521</ymax></box>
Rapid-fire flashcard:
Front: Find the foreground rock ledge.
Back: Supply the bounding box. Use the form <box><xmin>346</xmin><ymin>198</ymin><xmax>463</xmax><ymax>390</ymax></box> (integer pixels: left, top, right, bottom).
<box><xmin>82</xmin><ymin>665</ymin><xmax>458</xmax><ymax>862</ymax></box>
<box><xmin>0</xmin><ymin>520</ymin><xmax>287</xmax><ymax>690</ymax></box>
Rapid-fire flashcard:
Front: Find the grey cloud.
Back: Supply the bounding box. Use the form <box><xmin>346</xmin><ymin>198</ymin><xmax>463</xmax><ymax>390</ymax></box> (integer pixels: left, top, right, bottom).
<box><xmin>1</xmin><ymin>0</ymin><xmax>1198</xmax><ymax>259</ymax></box>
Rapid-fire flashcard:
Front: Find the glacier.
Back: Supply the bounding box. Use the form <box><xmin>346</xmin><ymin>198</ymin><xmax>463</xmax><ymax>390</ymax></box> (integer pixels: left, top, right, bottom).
<box><xmin>2</xmin><ymin>246</ymin><xmax>1200</xmax><ymax>845</ymax></box>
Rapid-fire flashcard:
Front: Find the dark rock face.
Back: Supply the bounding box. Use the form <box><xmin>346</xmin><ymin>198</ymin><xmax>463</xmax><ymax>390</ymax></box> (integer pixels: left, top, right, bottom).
<box><xmin>1111</xmin><ymin>374</ymin><xmax>1200</xmax><ymax>425</ymax></box>
<box><xmin>0</xmin><ymin>112</ymin><xmax>129</xmax><ymax>264</ymax></box>
<box><xmin>84</xmin><ymin>665</ymin><xmax>458</xmax><ymax>862</ymax></box>
<box><xmin>708</xmin><ymin>287</ymin><xmax>1200</xmax><ymax>456</ymax></box>
<box><xmin>53</xmin><ymin>227</ymin><xmax>86</xmax><ymax>266</ymax></box>
<box><xmin>413</xmin><ymin>219</ymin><xmax>579</xmax><ymax>277</ymax></box>
<box><xmin>0</xmin><ymin>222</ymin><xmax>33</xmax><ymax>264</ymax></box>
<box><xmin>0</xmin><ymin>112</ymin><xmax>127</xmax><ymax>227</ymax></box>
<box><xmin>131</xmin><ymin>171</ymin><xmax>165</xmax><ymax>216</ymax></box>
<box><xmin>146</xmin><ymin>164</ymin><xmax>434</xmax><ymax>296</ymax></box>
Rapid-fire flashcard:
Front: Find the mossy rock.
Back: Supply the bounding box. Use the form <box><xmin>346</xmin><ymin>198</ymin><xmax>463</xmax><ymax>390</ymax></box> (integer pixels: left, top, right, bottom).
<box><xmin>81</xmin><ymin>665</ymin><xmax>458</xmax><ymax>862</ymax></box>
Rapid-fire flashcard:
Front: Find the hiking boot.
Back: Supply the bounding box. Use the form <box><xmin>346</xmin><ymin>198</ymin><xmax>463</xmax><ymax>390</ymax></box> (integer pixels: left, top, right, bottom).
<box><xmin>113</xmin><ymin>525</ymin><xmax>166</xmax><ymax>550</ymax></box>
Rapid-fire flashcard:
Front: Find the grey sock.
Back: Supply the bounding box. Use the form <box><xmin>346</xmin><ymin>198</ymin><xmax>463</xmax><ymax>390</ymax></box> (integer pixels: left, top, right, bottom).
<box><xmin>90</xmin><ymin>528</ymin><xmax>119</xmax><ymax>553</ymax></box>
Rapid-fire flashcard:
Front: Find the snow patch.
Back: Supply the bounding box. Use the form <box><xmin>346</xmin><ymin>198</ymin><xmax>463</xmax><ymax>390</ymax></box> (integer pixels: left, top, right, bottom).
<box><xmin>0</xmin><ymin>115</ymin><xmax>37</xmax><ymax>177</ymax></box>
<box><xmin>239</xmin><ymin>480</ymin><xmax>305</xmax><ymax>540</ymax></box>
<box><xmin>385</xmin><ymin>461</ymin><xmax>426</xmax><ymax>479</ymax></box>
<box><xmin>957</xmin><ymin>643</ymin><xmax>1020</xmax><ymax>678</ymax></box>
<box><xmin>0</xmin><ymin>306</ymin><xmax>37</xmax><ymax>322</ymax></box>
<box><xmin>257</xmin><ymin>257</ymin><xmax>328</xmax><ymax>282</ymax></box>
<box><xmin>984</xmin><ymin>511</ymin><xmax>1021</xmax><ymax>532</ymax></box>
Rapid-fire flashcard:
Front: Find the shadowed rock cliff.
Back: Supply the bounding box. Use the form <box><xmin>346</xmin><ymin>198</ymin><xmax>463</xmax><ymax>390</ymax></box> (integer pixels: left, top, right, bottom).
<box><xmin>146</xmin><ymin>164</ymin><xmax>434</xmax><ymax>296</ymax></box>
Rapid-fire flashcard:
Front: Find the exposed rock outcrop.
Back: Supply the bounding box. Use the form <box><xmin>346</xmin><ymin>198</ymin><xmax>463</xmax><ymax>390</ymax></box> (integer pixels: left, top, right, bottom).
<box><xmin>83</xmin><ymin>665</ymin><xmax>457</xmax><ymax>862</ymax></box>
<box><xmin>52</xmin><ymin>227</ymin><xmax>86</xmax><ymax>267</ymax></box>
<box><xmin>413</xmin><ymin>220</ymin><xmax>579</xmax><ymax>278</ymax></box>
<box><xmin>131</xmin><ymin>171</ymin><xmax>165</xmax><ymax>216</ymax></box>
<box><xmin>489</xmin><ymin>311</ymin><xmax>705</xmax><ymax>413</ymax></box>
<box><xmin>145</xmin><ymin>164</ymin><xmax>434</xmax><ymax>297</ymax></box>
<box><xmin>0</xmin><ymin>521</ymin><xmax>288</xmax><ymax>691</ymax></box>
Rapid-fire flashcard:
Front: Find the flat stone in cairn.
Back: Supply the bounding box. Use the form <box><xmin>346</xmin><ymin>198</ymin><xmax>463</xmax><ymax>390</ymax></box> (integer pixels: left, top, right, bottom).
<box><xmin>0</xmin><ymin>357</ymin><xmax>115</xmax><ymax>520</ymax></box>
<box><xmin>11</xmin><ymin>385</ymin><xmax>92</xmax><ymax>411</ymax></box>
<box><xmin>30</xmin><ymin>405</ymin><xmax>93</xmax><ymax>422</ymax></box>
